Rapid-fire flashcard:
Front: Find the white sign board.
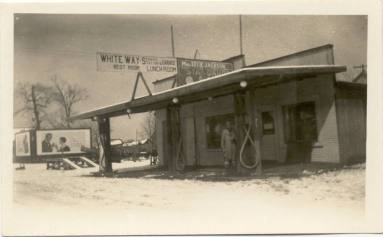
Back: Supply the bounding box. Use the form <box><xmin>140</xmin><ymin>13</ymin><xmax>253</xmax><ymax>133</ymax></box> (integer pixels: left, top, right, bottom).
<box><xmin>36</xmin><ymin>129</ymin><xmax>91</xmax><ymax>156</ymax></box>
<box><xmin>96</xmin><ymin>52</ymin><xmax>177</xmax><ymax>73</ymax></box>
<box><xmin>15</xmin><ymin>132</ymin><xmax>31</xmax><ymax>157</ymax></box>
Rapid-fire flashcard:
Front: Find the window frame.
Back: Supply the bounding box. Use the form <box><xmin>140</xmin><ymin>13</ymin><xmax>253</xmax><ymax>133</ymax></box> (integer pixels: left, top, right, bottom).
<box><xmin>205</xmin><ymin>113</ymin><xmax>235</xmax><ymax>150</ymax></box>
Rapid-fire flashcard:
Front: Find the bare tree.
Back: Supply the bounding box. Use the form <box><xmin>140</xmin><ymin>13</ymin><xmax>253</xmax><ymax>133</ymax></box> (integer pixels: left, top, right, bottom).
<box><xmin>51</xmin><ymin>76</ymin><xmax>89</xmax><ymax>128</ymax></box>
<box><xmin>140</xmin><ymin>111</ymin><xmax>156</xmax><ymax>148</ymax></box>
<box><xmin>14</xmin><ymin>82</ymin><xmax>52</xmax><ymax>129</ymax></box>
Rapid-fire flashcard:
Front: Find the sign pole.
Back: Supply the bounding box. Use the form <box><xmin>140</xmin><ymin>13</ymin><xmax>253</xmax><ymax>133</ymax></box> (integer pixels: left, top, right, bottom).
<box><xmin>239</xmin><ymin>15</ymin><xmax>243</xmax><ymax>55</ymax></box>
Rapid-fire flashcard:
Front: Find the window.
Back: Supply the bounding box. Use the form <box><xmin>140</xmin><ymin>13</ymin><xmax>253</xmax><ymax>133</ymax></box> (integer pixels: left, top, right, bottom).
<box><xmin>282</xmin><ymin>101</ymin><xmax>318</xmax><ymax>142</ymax></box>
<box><xmin>261</xmin><ymin>111</ymin><xmax>275</xmax><ymax>135</ymax></box>
<box><xmin>205</xmin><ymin>114</ymin><xmax>235</xmax><ymax>149</ymax></box>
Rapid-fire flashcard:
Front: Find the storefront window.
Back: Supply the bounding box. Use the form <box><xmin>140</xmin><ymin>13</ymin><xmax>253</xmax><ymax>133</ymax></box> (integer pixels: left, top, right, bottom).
<box><xmin>261</xmin><ymin>111</ymin><xmax>275</xmax><ymax>135</ymax></box>
<box><xmin>282</xmin><ymin>101</ymin><xmax>318</xmax><ymax>142</ymax></box>
<box><xmin>205</xmin><ymin>114</ymin><xmax>235</xmax><ymax>149</ymax></box>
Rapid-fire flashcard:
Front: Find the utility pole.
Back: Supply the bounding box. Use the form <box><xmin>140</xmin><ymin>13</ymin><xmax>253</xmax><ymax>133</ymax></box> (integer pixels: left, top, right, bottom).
<box><xmin>193</xmin><ymin>49</ymin><xmax>200</xmax><ymax>59</ymax></box>
<box><xmin>171</xmin><ymin>25</ymin><xmax>175</xmax><ymax>57</ymax></box>
<box><xmin>239</xmin><ymin>15</ymin><xmax>243</xmax><ymax>55</ymax></box>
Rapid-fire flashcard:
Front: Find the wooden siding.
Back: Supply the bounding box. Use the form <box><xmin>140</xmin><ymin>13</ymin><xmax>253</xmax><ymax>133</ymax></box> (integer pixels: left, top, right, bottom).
<box><xmin>251</xmin><ymin>74</ymin><xmax>340</xmax><ymax>163</ymax></box>
<box><xmin>155</xmin><ymin>109</ymin><xmax>167</xmax><ymax>166</ymax></box>
<box><xmin>181</xmin><ymin>95</ymin><xmax>235</xmax><ymax>166</ymax></box>
<box><xmin>335</xmin><ymin>84</ymin><xmax>367</xmax><ymax>163</ymax></box>
<box><xmin>223</xmin><ymin>54</ymin><xmax>246</xmax><ymax>70</ymax></box>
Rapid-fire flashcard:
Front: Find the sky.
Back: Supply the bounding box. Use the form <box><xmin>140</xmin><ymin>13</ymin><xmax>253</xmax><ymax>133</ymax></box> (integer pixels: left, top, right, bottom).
<box><xmin>14</xmin><ymin>14</ymin><xmax>367</xmax><ymax>139</ymax></box>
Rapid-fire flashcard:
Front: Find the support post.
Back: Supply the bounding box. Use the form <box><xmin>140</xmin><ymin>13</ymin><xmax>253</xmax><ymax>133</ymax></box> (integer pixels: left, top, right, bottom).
<box><xmin>234</xmin><ymin>92</ymin><xmax>247</xmax><ymax>174</ymax></box>
<box><xmin>166</xmin><ymin>105</ymin><xmax>183</xmax><ymax>172</ymax></box>
<box><xmin>98</xmin><ymin>117</ymin><xmax>113</xmax><ymax>174</ymax></box>
<box><xmin>166</xmin><ymin>107</ymin><xmax>174</xmax><ymax>171</ymax></box>
<box><xmin>239</xmin><ymin>15</ymin><xmax>243</xmax><ymax>55</ymax></box>
<box><xmin>171</xmin><ymin>25</ymin><xmax>175</xmax><ymax>57</ymax></box>
<box><xmin>248</xmin><ymin>91</ymin><xmax>262</xmax><ymax>174</ymax></box>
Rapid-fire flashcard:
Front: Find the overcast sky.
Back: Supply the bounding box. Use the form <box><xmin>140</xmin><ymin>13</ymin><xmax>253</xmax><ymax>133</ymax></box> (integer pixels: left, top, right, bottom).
<box><xmin>14</xmin><ymin>14</ymin><xmax>367</xmax><ymax>139</ymax></box>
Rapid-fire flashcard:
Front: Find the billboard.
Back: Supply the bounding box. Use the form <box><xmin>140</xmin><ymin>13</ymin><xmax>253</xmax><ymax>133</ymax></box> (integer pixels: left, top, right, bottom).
<box><xmin>36</xmin><ymin>129</ymin><xmax>91</xmax><ymax>156</ymax></box>
<box><xmin>176</xmin><ymin>58</ymin><xmax>234</xmax><ymax>86</ymax></box>
<box><xmin>15</xmin><ymin>131</ymin><xmax>31</xmax><ymax>157</ymax></box>
<box><xmin>96</xmin><ymin>52</ymin><xmax>177</xmax><ymax>74</ymax></box>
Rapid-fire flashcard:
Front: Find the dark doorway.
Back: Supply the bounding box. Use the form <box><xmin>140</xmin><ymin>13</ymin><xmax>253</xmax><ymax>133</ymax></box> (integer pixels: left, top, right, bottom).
<box><xmin>283</xmin><ymin>101</ymin><xmax>318</xmax><ymax>163</ymax></box>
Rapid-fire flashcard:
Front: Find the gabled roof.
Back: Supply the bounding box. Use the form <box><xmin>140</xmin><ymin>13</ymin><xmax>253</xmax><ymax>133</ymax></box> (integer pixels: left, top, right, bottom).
<box><xmin>71</xmin><ymin>65</ymin><xmax>346</xmax><ymax>120</ymax></box>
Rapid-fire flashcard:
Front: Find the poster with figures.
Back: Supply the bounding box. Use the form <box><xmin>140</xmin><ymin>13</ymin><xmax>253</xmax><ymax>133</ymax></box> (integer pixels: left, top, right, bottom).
<box><xmin>36</xmin><ymin>129</ymin><xmax>91</xmax><ymax>156</ymax></box>
<box><xmin>15</xmin><ymin>131</ymin><xmax>31</xmax><ymax>157</ymax></box>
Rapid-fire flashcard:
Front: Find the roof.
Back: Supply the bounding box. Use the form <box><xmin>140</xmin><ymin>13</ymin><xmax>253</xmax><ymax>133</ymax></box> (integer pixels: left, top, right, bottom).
<box><xmin>247</xmin><ymin>44</ymin><xmax>333</xmax><ymax>67</ymax></box>
<box><xmin>336</xmin><ymin>81</ymin><xmax>367</xmax><ymax>89</ymax></box>
<box><xmin>71</xmin><ymin>65</ymin><xmax>346</xmax><ymax>120</ymax></box>
<box><xmin>222</xmin><ymin>54</ymin><xmax>245</xmax><ymax>62</ymax></box>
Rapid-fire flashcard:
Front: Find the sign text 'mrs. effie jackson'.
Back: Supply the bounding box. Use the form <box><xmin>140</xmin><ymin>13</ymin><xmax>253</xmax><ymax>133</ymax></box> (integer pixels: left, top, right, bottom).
<box><xmin>96</xmin><ymin>52</ymin><xmax>178</xmax><ymax>73</ymax></box>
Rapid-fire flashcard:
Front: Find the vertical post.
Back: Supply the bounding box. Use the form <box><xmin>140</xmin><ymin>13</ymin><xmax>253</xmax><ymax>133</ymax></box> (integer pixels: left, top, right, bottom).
<box><xmin>234</xmin><ymin>92</ymin><xmax>247</xmax><ymax>174</ymax></box>
<box><xmin>239</xmin><ymin>15</ymin><xmax>243</xmax><ymax>55</ymax></box>
<box><xmin>247</xmin><ymin>90</ymin><xmax>262</xmax><ymax>174</ymax></box>
<box><xmin>166</xmin><ymin>107</ymin><xmax>174</xmax><ymax>171</ymax></box>
<box><xmin>166</xmin><ymin>105</ymin><xmax>182</xmax><ymax>172</ymax></box>
<box><xmin>171</xmin><ymin>25</ymin><xmax>175</xmax><ymax>57</ymax></box>
<box><xmin>192</xmin><ymin>104</ymin><xmax>199</xmax><ymax>167</ymax></box>
<box><xmin>253</xmin><ymin>107</ymin><xmax>263</xmax><ymax>174</ymax></box>
<box><xmin>98</xmin><ymin>117</ymin><xmax>113</xmax><ymax>174</ymax></box>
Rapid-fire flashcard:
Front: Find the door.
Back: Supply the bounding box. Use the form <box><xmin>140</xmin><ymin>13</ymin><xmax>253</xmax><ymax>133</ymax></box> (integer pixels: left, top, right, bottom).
<box><xmin>259</xmin><ymin>107</ymin><xmax>279</xmax><ymax>161</ymax></box>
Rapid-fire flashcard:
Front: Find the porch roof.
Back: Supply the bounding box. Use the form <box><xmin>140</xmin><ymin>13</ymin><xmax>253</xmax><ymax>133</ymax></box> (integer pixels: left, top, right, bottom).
<box><xmin>70</xmin><ymin>65</ymin><xmax>346</xmax><ymax>120</ymax></box>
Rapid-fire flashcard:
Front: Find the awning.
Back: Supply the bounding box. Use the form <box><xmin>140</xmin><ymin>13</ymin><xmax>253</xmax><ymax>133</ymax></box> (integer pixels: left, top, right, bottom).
<box><xmin>71</xmin><ymin>65</ymin><xmax>346</xmax><ymax>120</ymax></box>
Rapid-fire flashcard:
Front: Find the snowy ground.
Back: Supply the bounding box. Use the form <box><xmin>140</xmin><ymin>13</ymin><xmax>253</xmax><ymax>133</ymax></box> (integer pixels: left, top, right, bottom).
<box><xmin>5</xmin><ymin>159</ymin><xmax>367</xmax><ymax>235</ymax></box>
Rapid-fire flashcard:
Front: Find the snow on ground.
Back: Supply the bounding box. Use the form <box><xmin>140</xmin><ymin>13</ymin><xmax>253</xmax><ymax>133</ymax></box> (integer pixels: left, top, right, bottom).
<box><xmin>4</xmin><ymin>160</ymin><xmax>367</xmax><ymax>235</ymax></box>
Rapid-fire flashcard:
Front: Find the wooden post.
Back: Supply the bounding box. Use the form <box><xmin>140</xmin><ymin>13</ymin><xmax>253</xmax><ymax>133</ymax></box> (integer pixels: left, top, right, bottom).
<box><xmin>254</xmin><ymin>119</ymin><xmax>262</xmax><ymax>173</ymax></box>
<box><xmin>166</xmin><ymin>107</ymin><xmax>174</xmax><ymax>171</ymax></box>
<box><xmin>239</xmin><ymin>15</ymin><xmax>243</xmax><ymax>55</ymax></box>
<box><xmin>98</xmin><ymin>117</ymin><xmax>113</xmax><ymax>174</ymax></box>
<box><xmin>234</xmin><ymin>92</ymin><xmax>247</xmax><ymax>174</ymax></box>
<box><xmin>171</xmin><ymin>25</ymin><xmax>175</xmax><ymax>57</ymax></box>
<box><xmin>248</xmin><ymin>91</ymin><xmax>262</xmax><ymax>174</ymax></box>
<box><xmin>166</xmin><ymin>105</ymin><xmax>182</xmax><ymax>172</ymax></box>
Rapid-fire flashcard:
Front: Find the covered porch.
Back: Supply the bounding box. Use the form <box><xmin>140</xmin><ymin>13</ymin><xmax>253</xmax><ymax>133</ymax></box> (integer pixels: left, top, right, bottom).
<box><xmin>70</xmin><ymin>65</ymin><xmax>346</xmax><ymax>175</ymax></box>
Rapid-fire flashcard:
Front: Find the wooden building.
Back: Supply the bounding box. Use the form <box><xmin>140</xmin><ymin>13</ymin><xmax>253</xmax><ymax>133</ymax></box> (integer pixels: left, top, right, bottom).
<box><xmin>71</xmin><ymin>44</ymin><xmax>366</xmax><ymax>173</ymax></box>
